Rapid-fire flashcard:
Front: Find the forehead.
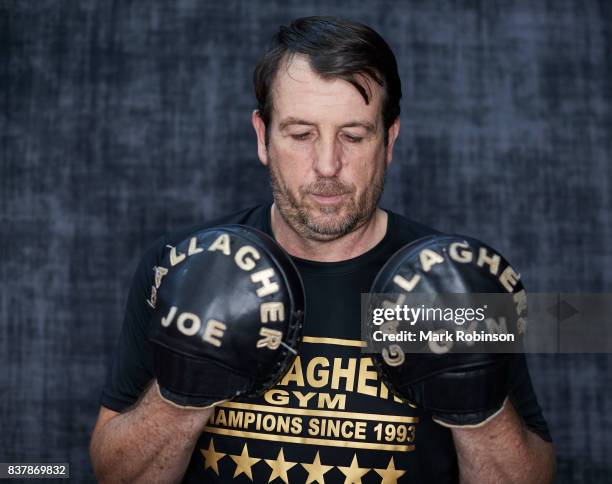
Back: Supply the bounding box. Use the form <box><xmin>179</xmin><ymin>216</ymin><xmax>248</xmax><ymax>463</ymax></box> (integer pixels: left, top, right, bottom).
<box><xmin>271</xmin><ymin>54</ymin><xmax>383</xmax><ymax>126</ymax></box>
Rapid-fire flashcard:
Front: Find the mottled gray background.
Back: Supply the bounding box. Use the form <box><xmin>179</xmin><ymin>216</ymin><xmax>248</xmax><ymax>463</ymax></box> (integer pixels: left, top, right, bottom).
<box><xmin>1</xmin><ymin>0</ymin><xmax>610</xmax><ymax>482</ymax></box>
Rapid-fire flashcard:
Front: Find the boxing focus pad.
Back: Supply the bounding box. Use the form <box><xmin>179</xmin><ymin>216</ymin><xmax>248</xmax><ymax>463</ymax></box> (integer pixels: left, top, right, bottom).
<box><xmin>148</xmin><ymin>225</ymin><xmax>304</xmax><ymax>408</ymax></box>
<box><xmin>368</xmin><ymin>234</ymin><xmax>527</xmax><ymax>428</ymax></box>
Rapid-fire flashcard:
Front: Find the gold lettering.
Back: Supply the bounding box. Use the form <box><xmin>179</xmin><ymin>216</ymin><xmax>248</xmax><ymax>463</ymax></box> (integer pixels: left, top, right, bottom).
<box><xmin>500</xmin><ymin>265</ymin><xmax>520</xmax><ymax>293</ymax></box>
<box><xmin>324</xmin><ymin>419</ymin><xmax>340</xmax><ymax>438</ymax></box>
<box><xmin>228</xmin><ymin>410</ymin><xmax>243</xmax><ymax>428</ymax></box>
<box><xmin>187</xmin><ymin>237</ymin><xmax>203</xmax><ymax>256</ymax></box>
<box><xmin>318</xmin><ymin>393</ymin><xmax>346</xmax><ymax>410</ymax></box>
<box><xmin>215</xmin><ymin>409</ymin><xmax>227</xmax><ymax>426</ymax></box>
<box><xmin>148</xmin><ymin>286</ymin><xmax>157</xmax><ymax>308</ymax></box>
<box><xmin>262</xmin><ymin>414</ymin><xmax>276</xmax><ymax>432</ymax></box>
<box><xmin>260</xmin><ymin>302</ymin><xmax>285</xmax><ymax>322</ymax></box>
<box><xmin>169</xmin><ymin>246</ymin><xmax>186</xmax><ymax>266</ymax></box>
<box><xmin>393</xmin><ymin>273</ymin><xmax>421</xmax><ymax>293</ymax></box>
<box><xmin>308</xmin><ymin>418</ymin><xmax>320</xmax><ymax>436</ymax></box>
<box><xmin>235</xmin><ymin>245</ymin><xmax>260</xmax><ymax>271</ymax></box>
<box><xmin>340</xmin><ymin>421</ymin><xmax>354</xmax><ymax>439</ymax></box>
<box><xmin>177</xmin><ymin>312</ymin><xmax>200</xmax><ymax>336</ymax></box>
<box><xmin>276</xmin><ymin>415</ymin><xmax>291</xmax><ymax>433</ymax></box>
<box><xmin>407</xmin><ymin>425</ymin><xmax>416</xmax><ymax>441</ymax></box>
<box><xmin>202</xmin><ymin>319</ymin><xmax>226</xmax><ymax>347</ymax></box>
<box><xmin>420</xmin><ymin>248</ymin><xmax>444</xmax><ymax>272</ymax></box>
<box><xmin>280</xmin><ymin>357</ymin><xmax>305</xmax><ymax>387</ymax></box>
<box><xmin>257</xmin><ymin>328</ymin><xmax>282</xmax><ymax>350</ymax></box>
<box><xmin>306</xmin><ymin>357</ymin><xmax>330</xmax><ymax>388</ymax></box>
<box><xmin>477</xmin><ymin>247</ymin><xmax>501</xmax><ymax>275</ymax></box>
<box><xmin>514</xmin><ymin>289</ymin><xmax>527</xmax><ymax>315</ymax></box>
<box><xmin>264</xmin><ymin>389</ymin><xmax>290</xmax><ymax>406</ymax></box>
<box><xmin>356</xmin><ymin>358</ymin><xmax>378</xmax><ymax>397</ymax></box>
<box><xmin>207</xmin><ymin>234</ymin><xmax>230</xmax><ymax>256</ymax></box>
<box><xmin>251</xmin><ymin>268</ymin><xmax>279</xmax><ymax>297</ymax></box>
<box><xmin>331</xmin><ymin>358</ymin><xmax>356</xmax><ymax>391</ymax></box>
<box><xmin>380</xmin><ymin>382</ymin><xmax>389</xmax><ymax>399</ymax></box>
<box><xmin>291</xmin><ymin>417</ymin><xmax>302</xmax><ymax>434</ymax></box>
<box><xmin>382</xmin><ymin>345</ymin><xmax>405</xmax><ymax>367</ymax></box>
<box><xmin>154</xmin><ymin>266</ymin><xmax>168</xmax><ymax>288</ymax></box>
<box><xmin>293</xmin><ymin>391</ymin><xmax>317</xmax><ymax>408</ymax></box>
<box><xmin>449</xmin><ymin>241</ymin><xmax>472</xmax><ymax>263</ymax></box>
<box><xmin>243</xmin><ymin>412</ymin><xmax>256</xmax><ymax>427</ymax></box>
<box><xmin>161</xmin><ymin>306</ymin><xmax>177</xmax><ymax>327</ymax></box>
<box><xmin>354</xmin><ymin>421</ymin><xmax>367</xmax><ymax>440</ymax></box>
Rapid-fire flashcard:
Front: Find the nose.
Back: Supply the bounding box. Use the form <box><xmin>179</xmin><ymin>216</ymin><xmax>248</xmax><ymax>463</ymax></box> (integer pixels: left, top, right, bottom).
<box><xmin>312</xmin><ymin>137</ymin><xmax>342</xmax><ymax>177</ymax></box>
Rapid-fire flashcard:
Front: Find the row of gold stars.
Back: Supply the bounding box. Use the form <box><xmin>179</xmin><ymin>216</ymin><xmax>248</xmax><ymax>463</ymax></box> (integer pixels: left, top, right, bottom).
<box><xmin>201</xmin><ymin>439</ymin><xmax>406</xmax><ymax>483</ymax></box>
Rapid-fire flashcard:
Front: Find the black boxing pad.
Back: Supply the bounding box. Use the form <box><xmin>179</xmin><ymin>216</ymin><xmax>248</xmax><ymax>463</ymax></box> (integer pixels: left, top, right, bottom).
<box><xmin>368</xmin><ymin>234</ymin><xmax>526</xmax><ymax>427</ymax></box>
<box><xmin>149</xmin><ymin>225</ymin><xmax>304</xmax><ymax>408</ymax></box>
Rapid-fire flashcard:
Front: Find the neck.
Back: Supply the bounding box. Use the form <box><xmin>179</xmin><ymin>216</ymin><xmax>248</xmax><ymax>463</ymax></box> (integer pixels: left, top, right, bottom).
<box><xmin>270</xmin><ymin>204</ymin><xmax>388</xmax><ymax>262</ymax></box>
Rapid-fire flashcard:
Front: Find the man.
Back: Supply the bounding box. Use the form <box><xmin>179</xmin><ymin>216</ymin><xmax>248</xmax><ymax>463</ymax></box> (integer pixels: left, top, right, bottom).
<box><xmin>90</xmin><ymin>16</ymin><xmax>555</xmax><ymax>483</ymax></box>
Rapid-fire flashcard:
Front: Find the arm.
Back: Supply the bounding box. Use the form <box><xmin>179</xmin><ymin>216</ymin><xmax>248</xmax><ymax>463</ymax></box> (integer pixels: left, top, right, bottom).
<box><xmin>452</xmin><ymin>401</ymin><xmax>555</xmax><ymax>484</ymax></box>
<box><xmin>90</xmin><ymin>382</ymin><xmax>213</xmax><ymax>484</ymax></box>
<box><xmin>91</xmin><ymin>226</ymin><xmax>302</xmax><ymax>483</ymax></box>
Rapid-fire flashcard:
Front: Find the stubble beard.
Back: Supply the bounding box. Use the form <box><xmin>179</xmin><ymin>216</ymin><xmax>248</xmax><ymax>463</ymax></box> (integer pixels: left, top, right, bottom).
<box><xmin>267</xmin><ymin>153</ymin><xmax>386</xmax><ymax>242</ymax></box>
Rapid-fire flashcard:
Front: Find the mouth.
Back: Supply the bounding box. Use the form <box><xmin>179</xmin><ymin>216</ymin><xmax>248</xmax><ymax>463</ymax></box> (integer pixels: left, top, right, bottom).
<box><xmin>309</xmin><ymin>193</ymin><xmax>348</xmax><ymax>205</ymax></box>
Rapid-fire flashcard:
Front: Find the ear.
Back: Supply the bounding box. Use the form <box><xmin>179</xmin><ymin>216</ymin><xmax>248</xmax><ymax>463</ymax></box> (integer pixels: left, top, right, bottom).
<box><xmin>252</xmin><ymin>110</ymin><xmax>268</xmax><ymax>166</ymax></box>
<box><xmin>384</xmin><ymin>117</ymin><xmax>401</xmax><ymax>166</ymax></box>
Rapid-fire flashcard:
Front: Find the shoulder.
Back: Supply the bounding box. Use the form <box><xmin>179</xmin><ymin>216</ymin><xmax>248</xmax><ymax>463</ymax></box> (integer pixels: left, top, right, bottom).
<box><xmin>151</xmin><ymin>204</ymin><xmax>269</xmax><ymax>249</ymax></box>
<box><xmin>384</xmin><ymin>207</ymin><xmax>441</xmax><ymax>249</ymax></box>
<box><xmin>136</xmin><ymin>204</ymin><xmax>269</xmax><ymax>270</ymax></box>
<box><xmin>164</xmin><ymin>204</ymin><xmax>269</xmax><ymax>246</ymax></box>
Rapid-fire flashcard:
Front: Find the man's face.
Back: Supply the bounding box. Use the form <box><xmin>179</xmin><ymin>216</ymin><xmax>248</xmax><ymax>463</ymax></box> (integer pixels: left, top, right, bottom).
<box><xmin>253</xmin><ymin>54</ymin><xmax>399</xmax><ymax>241</ymax></box>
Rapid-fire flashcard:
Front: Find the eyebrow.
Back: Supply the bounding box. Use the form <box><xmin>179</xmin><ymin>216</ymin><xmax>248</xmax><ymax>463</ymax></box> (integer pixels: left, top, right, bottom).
<box><xmin>278</xmin><ymin>117</ymin><xmax>376</xmax><ymax>133</ymax></box>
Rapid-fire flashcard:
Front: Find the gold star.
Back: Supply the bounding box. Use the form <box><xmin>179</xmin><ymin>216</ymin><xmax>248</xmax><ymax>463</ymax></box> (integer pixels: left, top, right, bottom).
<box><xmin>301</xmin><ymin>451</ymin><xmax>333</xmax><ymax>484</ymax></box>
<box><xmin>229</xmin><ymin>443</ymin><xmax>261</xmax><ymax>481</ymax></box>
<box><xmin>374</xmin><ymin>457</ymin><xmax>406</xmax><ymax>484</ymax></box>
<box><xmin>264</xmin><ymin>448</ymin><xmax>297</xmax><ymax>483</ymax></box>
<box><xmin>337</xmin><ymin>454</ymin><xmax>370</xmax><ymax>484</ymax></box>
<box><xmin>200</xmin><ymin>438</ymin><xmax>226</xmax><ymax>476</ymax></box>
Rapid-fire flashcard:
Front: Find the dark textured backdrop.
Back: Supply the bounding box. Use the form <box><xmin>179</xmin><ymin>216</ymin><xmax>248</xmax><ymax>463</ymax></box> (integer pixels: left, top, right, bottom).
<box><xmin>1</xmin><ymin>0</ymin><xmax>611</xmax><ymax>482</ymax></box>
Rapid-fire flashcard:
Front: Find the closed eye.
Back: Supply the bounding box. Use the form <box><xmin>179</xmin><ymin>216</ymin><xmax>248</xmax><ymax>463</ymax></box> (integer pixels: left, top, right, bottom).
<box><xmin>291</xmin><ymin>133</ymin><xmax>311</xmax><ymax>141</ymax></box>
<box><xmin>344</xmin><ymin>135</ymin><xmax>363</xmax><ymax>143</ymax></box>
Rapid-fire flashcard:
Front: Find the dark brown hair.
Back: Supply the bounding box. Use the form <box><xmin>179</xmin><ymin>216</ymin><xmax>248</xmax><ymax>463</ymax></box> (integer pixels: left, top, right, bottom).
<box><xmin>253</xmin><ymin>16</ymin><xmax>402</xmax><ymax>142</ymax></box>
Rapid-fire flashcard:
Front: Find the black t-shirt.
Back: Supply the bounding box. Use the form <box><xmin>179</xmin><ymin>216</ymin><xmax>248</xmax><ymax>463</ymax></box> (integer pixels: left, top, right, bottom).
<box><xmin>101</xmin><ymin>204</ymin><xmax>551</xmax><ymax>483</ymax></box>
